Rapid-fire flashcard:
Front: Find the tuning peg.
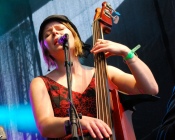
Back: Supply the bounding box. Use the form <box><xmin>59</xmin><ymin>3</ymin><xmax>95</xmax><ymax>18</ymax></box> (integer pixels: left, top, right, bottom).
<box><xmin>113</xmin><ymin>11</ymin><xmax>120</xmax><ymax>16</ymax></box>
<box><xmin>112</xmin><ymin>11</ymin><xmax>120</xmax><ymax>24</ymax></box>
<box><xmin>105</xmin><ymin>2</ymin><xmax>120</xmax><ymax>24</ymax></box>
<box><xmin>104</xmin><ymin>9</ymin><xmax>120</xmax><ymax>24</ymax></box>
<box><xmin>112</xmin><ymin>15</ymin><xmax>119</xmax><ymax>24</ymax></box>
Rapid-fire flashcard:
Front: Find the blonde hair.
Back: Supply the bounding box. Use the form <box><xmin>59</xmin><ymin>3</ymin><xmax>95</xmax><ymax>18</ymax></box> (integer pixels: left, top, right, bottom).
<box><xmin>40</xmin><ymin>22</ymin><xmax>83</xmax><ymax>70</ymax></box>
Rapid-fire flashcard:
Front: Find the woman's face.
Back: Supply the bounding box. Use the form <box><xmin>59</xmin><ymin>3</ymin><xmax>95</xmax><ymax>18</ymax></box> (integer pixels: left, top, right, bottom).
<box><xmin>43</xmin><ymin>21</ymin><xmax>75</xmax><ymax>58</ymax></box>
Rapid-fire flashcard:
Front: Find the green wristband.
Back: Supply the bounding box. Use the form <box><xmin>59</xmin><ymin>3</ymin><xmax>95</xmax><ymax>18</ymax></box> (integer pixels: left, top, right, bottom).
<box><xmin>124</xmin><ymin>51</ymin><xmax>134</xmax><ymax>60</ymax></box>
<box><xmin>124</xmin><ymin>44</ymin><xmax>141</xmax><ymax>60</ymax></box>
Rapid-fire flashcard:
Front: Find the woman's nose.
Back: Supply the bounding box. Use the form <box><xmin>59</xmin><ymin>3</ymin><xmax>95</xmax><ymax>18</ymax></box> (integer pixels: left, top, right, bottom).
<box><xmin>52</xmin><ymin>28</ymin><xmax>59</xmax><ymax>35</ymax></box>
<box><xmin>53</xmin><ymin>30</ymin><xmax>58</xmax><ymax>35</ymax></box>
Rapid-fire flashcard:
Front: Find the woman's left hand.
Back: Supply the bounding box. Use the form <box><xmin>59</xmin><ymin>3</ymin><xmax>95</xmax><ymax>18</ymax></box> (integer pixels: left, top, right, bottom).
<box><xmin>91</xmin><ymin>39</ymin><xmax>130</xmax><ymax>58</ymax></box>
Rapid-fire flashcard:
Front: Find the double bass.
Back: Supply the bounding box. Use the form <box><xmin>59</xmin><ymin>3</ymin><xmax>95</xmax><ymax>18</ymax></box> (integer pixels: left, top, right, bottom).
<box><xmin>92</xmin><ymin>2</ymin><xmax>136</xmax><ymax>140</ymax></box>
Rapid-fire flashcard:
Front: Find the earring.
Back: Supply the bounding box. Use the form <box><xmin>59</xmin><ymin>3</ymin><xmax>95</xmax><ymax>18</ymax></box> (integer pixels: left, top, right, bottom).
<box><xmin>48</xmin><ymin>62</ymin><xmax>50</xmax><ymax>71</ymax></box>
<box><xmin>48</xmin><ymin>66</ymin><xmax>50</xmax><ymax>71</ymax></box>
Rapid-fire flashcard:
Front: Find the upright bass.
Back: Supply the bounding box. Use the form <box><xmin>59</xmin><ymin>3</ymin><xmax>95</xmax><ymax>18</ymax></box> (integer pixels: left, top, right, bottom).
<box><xmin>92</xmin><ymin>2</ymin><xmax>136</xmax><ymax>140</ymax></box>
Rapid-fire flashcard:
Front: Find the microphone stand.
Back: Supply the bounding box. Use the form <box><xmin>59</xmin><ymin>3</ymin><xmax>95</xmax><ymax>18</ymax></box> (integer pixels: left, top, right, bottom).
<box><xmin>61</xmin><ymin>35</ymin><xmax>79</xmax><ymax>140</ymax></box>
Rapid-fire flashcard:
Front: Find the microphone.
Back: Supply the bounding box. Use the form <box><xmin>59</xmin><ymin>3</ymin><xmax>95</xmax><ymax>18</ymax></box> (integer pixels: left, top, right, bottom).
<box><xmin>58</xmin><ymin>34</ymin><xmax>69</xmax><ymax>45</ymax></box>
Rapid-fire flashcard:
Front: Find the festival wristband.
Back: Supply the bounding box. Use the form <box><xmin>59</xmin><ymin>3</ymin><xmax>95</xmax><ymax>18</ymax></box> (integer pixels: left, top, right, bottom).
<box><xmin>124</xmin><ymin>44</ymin><xmax>141</xmax><ymax>60</ymax></box>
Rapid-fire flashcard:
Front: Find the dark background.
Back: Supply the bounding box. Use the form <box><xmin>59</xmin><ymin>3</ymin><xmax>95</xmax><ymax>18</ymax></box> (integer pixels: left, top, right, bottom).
<box><xmin>0</xmin><ymin>0</ymin><xmax>175</xmax><ymax>139</ymax></box>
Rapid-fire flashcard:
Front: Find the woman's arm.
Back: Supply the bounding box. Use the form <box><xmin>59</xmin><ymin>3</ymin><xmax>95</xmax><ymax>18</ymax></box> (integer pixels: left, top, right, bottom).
<box><xmin>29</xmin><ymin>77</ymin><xmax>112</xmax><ymax>139</ymax></box>
<box><xmin>91</xmin><ymin>39</ymin><xmax>158</xmax><ymax>95</ymax></box>
<box><xmin>29</xmin><ymin>77</ymin><xmax>68</xmax><ymax>138</ymax></box>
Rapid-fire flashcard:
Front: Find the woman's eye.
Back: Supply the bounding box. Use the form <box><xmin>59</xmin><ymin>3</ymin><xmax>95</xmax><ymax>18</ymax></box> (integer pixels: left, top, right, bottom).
<box><xmin>44</xmin><ymin>33</ymin><xmax>51</xmax><ymax>38</ymax></box>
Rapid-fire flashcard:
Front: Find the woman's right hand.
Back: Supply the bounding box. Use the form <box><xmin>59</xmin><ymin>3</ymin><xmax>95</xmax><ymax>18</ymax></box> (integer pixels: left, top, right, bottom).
<box><xmin>79</xmin><ymin>116</ymin><xmax>112</xmax><ymax>139</ymax></box>
<box><xmin>91</xmin><ymin>39</ymin><xmax>130</xmax><ymax>58</ymax></box>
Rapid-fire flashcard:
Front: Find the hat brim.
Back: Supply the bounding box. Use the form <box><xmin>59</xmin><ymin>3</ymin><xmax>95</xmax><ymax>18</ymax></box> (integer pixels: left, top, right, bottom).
<box><xmin>38</xmin><ymin>15</ymin><xmax>80</xmax><ymax>42</ymax></box>
<box><xmin>38</xmin><ymin>14</ymin><xmax>91</xmax><ymax>57</ymax></box>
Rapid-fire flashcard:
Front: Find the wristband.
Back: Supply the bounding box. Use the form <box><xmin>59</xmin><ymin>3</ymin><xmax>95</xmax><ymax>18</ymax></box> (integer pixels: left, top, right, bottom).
<box><xmin>124</xmin><ymin>44</ymin><xmax>141</xmax><ymax>60</ymax></box>
<box><xmin>64</xmin><ymin>120</ymin><xmax>71</xmax><ymax>135</ymax></box>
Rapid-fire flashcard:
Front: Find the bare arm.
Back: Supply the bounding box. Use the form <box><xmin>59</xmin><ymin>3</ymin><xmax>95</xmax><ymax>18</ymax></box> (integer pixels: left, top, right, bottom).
<box><xmin>29</xmin><ymin>77</ymin><xmax>68</xmax><ymax>138</ymax></box>
<box><xmin>29</xmin><ymin>77</ymin><xmax>112</xmax><ymax>139</ymax></box>
<box><xmin>91</xmin><ymin>39</ymin><xmax>158</xmax><ymax>95</ymax></box>
<box><xmin>107</xmin><ymin>56</ymin><xmax>158</xmax><ymax>95</ymax></box>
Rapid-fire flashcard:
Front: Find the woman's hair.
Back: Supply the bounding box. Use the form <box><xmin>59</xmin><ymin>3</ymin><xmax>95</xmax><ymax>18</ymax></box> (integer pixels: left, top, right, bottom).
<box><xmin>40</xmin><ymin>22</ymin><xmax>83</xmax><ymax>70</ymax></box>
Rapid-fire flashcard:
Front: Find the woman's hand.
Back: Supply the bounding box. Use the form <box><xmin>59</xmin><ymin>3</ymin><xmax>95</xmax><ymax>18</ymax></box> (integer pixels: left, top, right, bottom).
<box><xmin>80</xmin><ymin>116</ymin><xmax>112</xmax><ymax>139</ymax></box>
<box><xmin>91</xmin><ymin>39</ymin><xmax>130</xmax><ymax>58</ymax></box>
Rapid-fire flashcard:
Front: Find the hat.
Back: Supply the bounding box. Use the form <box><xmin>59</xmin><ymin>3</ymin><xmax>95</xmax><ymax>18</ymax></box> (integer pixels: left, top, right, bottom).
<box><xmin>38</xmin><ymin>14</ymin><xmax>90</xmax><ymax>57</ymax></box>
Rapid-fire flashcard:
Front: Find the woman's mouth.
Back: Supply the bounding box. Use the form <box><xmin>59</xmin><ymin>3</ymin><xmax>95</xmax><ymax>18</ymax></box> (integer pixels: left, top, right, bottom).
<box><xmin>54</xmin><ymin>38</ymin><xmax>59</xmax><ymax>45</ymax></box>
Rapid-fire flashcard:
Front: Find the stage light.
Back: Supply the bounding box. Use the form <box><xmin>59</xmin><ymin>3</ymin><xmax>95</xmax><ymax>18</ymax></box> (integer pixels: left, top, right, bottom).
<box><xmin>0</xmin><ymin>105</ymin><xmax>38</xmax><ymax>133</ymax></box>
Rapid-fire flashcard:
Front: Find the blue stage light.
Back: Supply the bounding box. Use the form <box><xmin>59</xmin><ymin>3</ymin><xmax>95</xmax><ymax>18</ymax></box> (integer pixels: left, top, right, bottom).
<box><xmin>0</xmin><ymin>105</ymin><xmax>38</xmax><ymax>133</ymax></box>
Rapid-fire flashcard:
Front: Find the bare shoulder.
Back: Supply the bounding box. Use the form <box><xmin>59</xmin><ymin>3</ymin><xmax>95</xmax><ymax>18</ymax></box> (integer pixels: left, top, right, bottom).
<box><xmin>30</xmin><ymin>77</ymin><xmax>46</xmax><ymax>91</ymax></box>
<box><xmin>30</xmin><ymin>76</ymin><xmax>44</xmax><ymax>85</ymax></box>
<box><xmin>107</xmin><ymin>65</ymin><xmax>126</xmax><ymax>80</ymax></box>
<box><xmin>107</xmin><ymin>65</ymin><xmax>116</xmax><ymax>70</ymax></box>
<box><xmin>107</xmin><ymin>65</ymin><xmax>124</xmax><ymax>74</ymax></box>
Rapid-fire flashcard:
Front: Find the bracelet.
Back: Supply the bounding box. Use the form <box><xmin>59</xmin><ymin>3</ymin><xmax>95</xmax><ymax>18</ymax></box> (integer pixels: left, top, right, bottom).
<box><xmin>64</xmin><ymin>120</ymin><xmax>71</xmax><ymax>135</ymax></box>
<box><xmin>124</xmin><ymin>44</ymin><xmax>141</xmax><ymax>60</ymax></box>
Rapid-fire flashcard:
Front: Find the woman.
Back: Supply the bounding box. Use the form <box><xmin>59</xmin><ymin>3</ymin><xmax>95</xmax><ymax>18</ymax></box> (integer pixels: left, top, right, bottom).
<box><xmin>29</xmin><ymin>14</ymin><xmax>158</xmax><ymax>139</ymax></box>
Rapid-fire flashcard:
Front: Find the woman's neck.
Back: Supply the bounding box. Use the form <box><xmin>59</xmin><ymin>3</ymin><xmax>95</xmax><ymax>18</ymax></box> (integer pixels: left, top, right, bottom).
<box><xmin>55</xmin><ymin>56</ymin><xmax>83</xmax><ymax>75</ymax></box>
